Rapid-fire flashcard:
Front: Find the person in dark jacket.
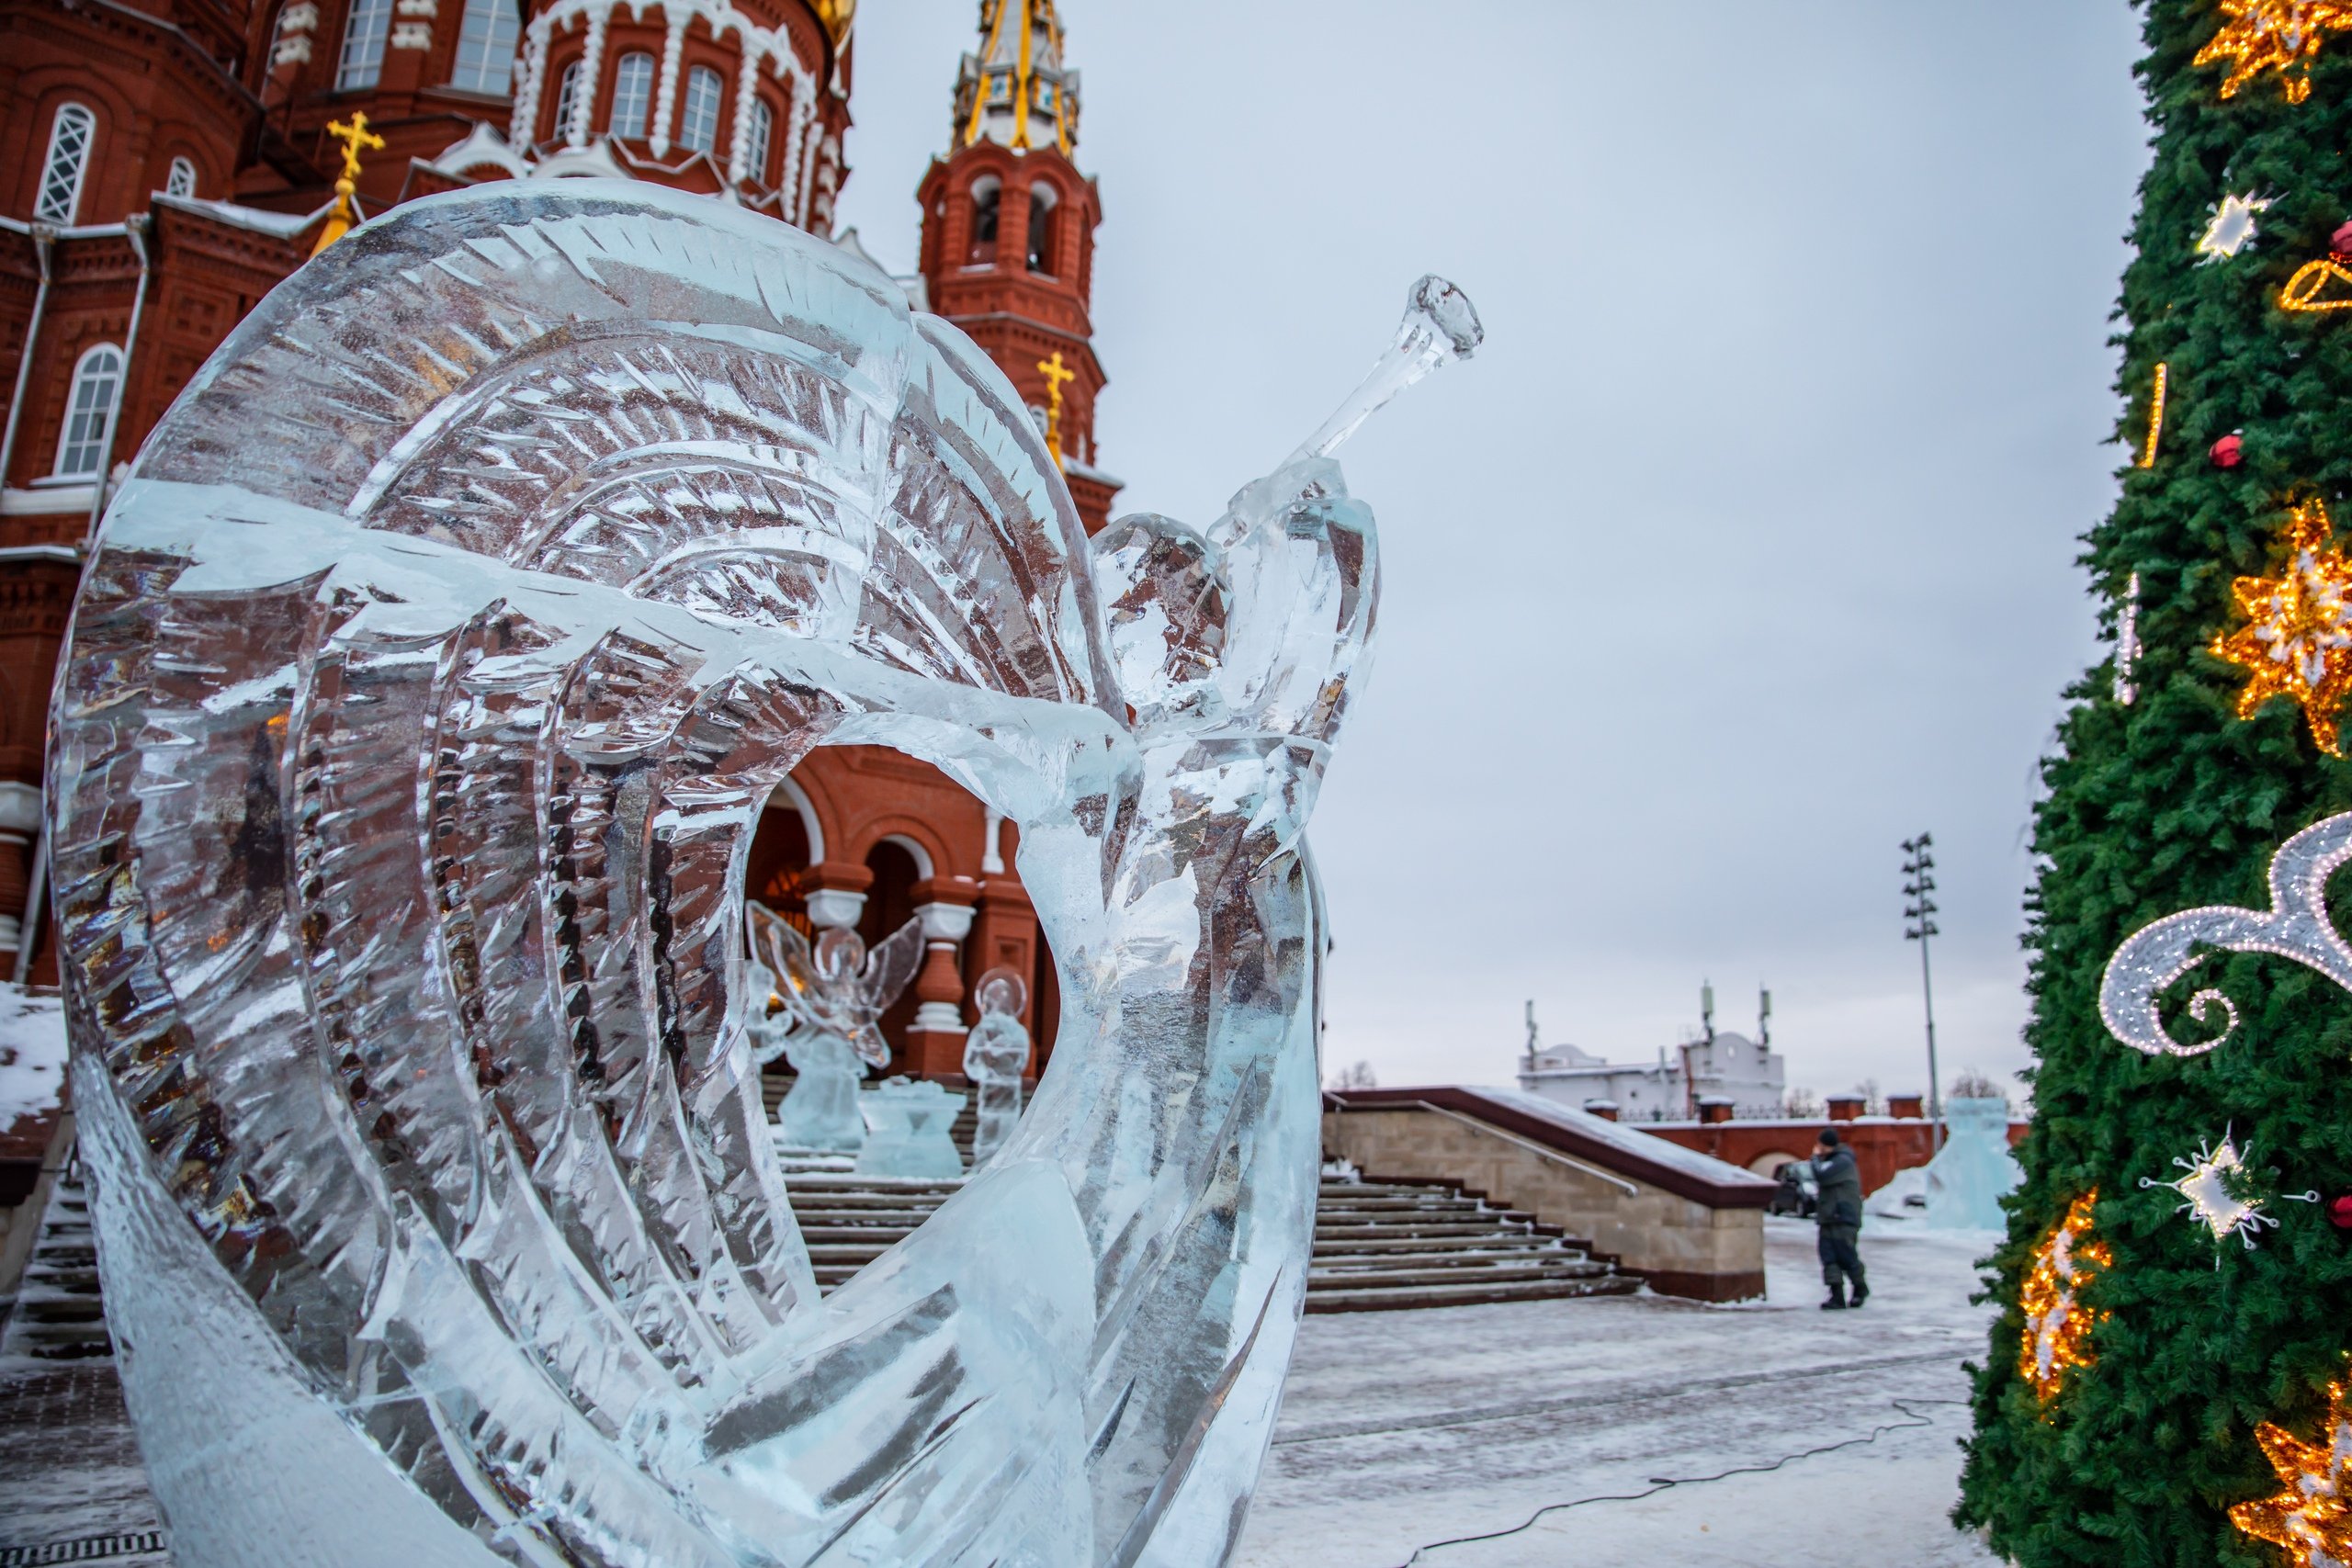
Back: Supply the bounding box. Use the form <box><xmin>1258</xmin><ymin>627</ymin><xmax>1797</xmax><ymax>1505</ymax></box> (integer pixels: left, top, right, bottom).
<box><xmin>1811</xmin><ymin>1129</ymin><xmax>1868</xmax><ymax>1309</ymax></box>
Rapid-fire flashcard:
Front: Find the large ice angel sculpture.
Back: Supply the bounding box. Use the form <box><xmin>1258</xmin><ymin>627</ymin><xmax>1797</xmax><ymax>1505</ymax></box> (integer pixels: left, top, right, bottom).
<box><xmin>49</xmin><ymin>181</ymin><xmax>1476</xmax><ymax>1566</ymax></box>
<box><xmin>750</xmin><ymin>901</ymin><xmax>923</xmax><ymax>1152</ymax></box>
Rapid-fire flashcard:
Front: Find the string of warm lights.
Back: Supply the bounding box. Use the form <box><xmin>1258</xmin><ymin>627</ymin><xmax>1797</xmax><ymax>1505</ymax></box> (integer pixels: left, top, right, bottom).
<box><xmin>2018</xmin><ymin>1192</ymin><xmax>2109</xmax><ymax>1404</ymax></box>
<box><xmin>2280</xmin><ymin>254</ymin><xmax>2352</xmax><ymax>312</ymax></box>
<box><xmin>2140</xmin><ymin>363</ymin><xmax>2168</xmax><ymax>468</ymax></box>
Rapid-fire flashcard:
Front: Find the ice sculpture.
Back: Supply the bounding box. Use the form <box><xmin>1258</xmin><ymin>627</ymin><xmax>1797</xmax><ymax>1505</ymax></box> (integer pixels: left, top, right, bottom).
<box><xmin>965</xmin><ymin>969</ymin><xmax>1033</xmax><ymax>1169</ymax></box>
<box><xmin>748</xmin><ymin>902</ymin><xmax>923</xmax><ymax>1151</ymax></box>
<box><xmin>855</xmin><ymin>1077</ymin><xmax>968</xmax><ymax>1179</ymax></box>
<box><xmin>48</xmin><ymin>179</ymin><xmax>1476</xmax><ymax>1566</ymax></box>
<box><xmin>1921</xmin><ymin>1098</ymin><xmax>2023</xmax><ymax>1231</ymax></box>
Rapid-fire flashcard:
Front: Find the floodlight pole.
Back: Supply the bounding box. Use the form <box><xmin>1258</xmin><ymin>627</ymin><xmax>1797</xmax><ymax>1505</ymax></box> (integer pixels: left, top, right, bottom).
<box><xmin>1902</xmin><ymin>833</ymin><xmax>1943</xmax><ymax>1154</ymax></box>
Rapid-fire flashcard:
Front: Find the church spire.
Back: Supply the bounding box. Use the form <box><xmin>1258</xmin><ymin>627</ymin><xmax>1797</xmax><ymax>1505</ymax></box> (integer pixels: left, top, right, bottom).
<box><xmin>954</xmin><ymin>0</ymin><xmax>1079</xmax><ymax>156</ymax></box>
<box><xmin>918</xmin><ymin>0</ymin><xmax>1118</xmax><ymax>532</ymax></box>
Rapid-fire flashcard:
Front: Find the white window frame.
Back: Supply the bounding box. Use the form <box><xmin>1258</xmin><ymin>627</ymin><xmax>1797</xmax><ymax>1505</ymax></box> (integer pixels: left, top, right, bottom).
<box><xmin>679</xmin><ymin>63</ymin><xmax>722</xmax><ymax>154</ymax></box>
<box><xmin>36</xmin><ymin>103</ymin><xmax>96</xmax><ymax>225</ymax></box>
<box><xmin>550</xmin><ymin>59</ymin><xmax>583</xmax><ymax>140</ymax></box>
<box><xmin>165</xmin><ymin>156</ymin><xmax>198</xmax><ymax>198</ymax></box>
<box><xmin>744</xmin><ymin>95</ymin><xmax>774</xmax><ymax>185</ymax></box>
<box><xmin>54</xmin><ymin>343</ymin><xmax>124</xmax><ymax>479</ymax></box>
<box><xmin>447</xmin><ymin>0</ymin><xmax>520</xmax><ymax>95</ymax></box>
<box><xmin>337</xmin><ymin>0</ymin><xmax>394</xmax><ymax>90</ymax></box>
<box><xmin>610</xmin><ymin>51</ymin><xmax>655</xmax><ymax>140</ymax></box>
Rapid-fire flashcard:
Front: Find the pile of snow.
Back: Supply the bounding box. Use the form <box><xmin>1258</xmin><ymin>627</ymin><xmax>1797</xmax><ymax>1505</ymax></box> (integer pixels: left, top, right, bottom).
<box><xmin>1868</xmin><ymin>1165</ymin><xmax>1928</xmax><ymax>1221</ymax></box>
<box><xmin>0</xmin><ymin>984</ymin><xmax>67</xmax><ymax>1132</ymax></box>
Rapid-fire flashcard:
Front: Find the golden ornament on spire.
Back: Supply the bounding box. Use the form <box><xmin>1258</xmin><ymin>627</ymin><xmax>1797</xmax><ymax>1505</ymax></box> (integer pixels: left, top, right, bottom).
<box><xmin>2212</xmin><ymin>496</ymin><xmax>2352</xmax><ymax>756</ymax></box>
<box><xmin>311</xmin><ymin>113</ymin><xmax>386</xmax><ymax>257</ymax></box>
<box><xmin>2231</xmin><ymin>1378</ymin><xmax>2352</xmax><ymax>1566</ymax></box>
<box><xmin>2194</xmin><ymin>0</ymin><xmax>2352</xmax><ymax>104</ymax></box>
<box><xmin>1035</xmin><ymin>350</ymin><xmax>1075</xmax><ymax>468</ymax></box>
<box><xmin>2018</xmin><ymin>1192</ymin><xmax>2109</xmax><ymax>1404</ymax></box>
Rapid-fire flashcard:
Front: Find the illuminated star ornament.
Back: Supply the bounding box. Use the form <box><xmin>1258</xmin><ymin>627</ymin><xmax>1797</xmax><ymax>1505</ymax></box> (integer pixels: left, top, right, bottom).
<box><xmin>2199</xmin><ymin>192</ymin><xmax>2273</xmax><ymax>260</ymax></box>
<box><xmin>2196</xmin><ymin>0</ymin><xmax>2352</xmax><ymax>103</ymax></box>
<box><xmin>2018</xmin><ymin>1192</ymin><xmax>2110</xmax><ymax>1404</ymax></box>
<box><xmin>2140</xmin><ymin>1128</ymin><xmax>2317</xmax><ymax>1257</ymax></box>
<box><xmin>2213</xmin><ymin>497</ymin><xmax>2352</xmax><ymax>756</ymax></box>
<box><xmin>2232</xmin><ymin>1379</ymin><xmax>2352</xmax><ymax>1567</ymax></box>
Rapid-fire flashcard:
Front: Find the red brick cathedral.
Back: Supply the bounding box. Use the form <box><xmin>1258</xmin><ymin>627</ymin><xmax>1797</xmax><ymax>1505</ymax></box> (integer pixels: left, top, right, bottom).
<box><xmin>0</xmin><ymin>0</ymin><xmax>1116</xmax><ymax>1077</ymax></box>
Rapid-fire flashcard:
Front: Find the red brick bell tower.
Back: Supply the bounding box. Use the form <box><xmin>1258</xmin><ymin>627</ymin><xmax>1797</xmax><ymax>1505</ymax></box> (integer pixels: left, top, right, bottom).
<box><xmin>915</xmin><ymin>0</ymin><xmax>1118</xmax><ymax>532</ymax></box>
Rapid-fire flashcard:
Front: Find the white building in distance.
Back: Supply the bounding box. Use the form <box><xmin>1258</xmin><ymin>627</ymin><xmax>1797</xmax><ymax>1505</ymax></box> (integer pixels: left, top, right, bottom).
<box><xmin>1519</xmin><ymin>1032</ymin><xmax>1787</xmax><ymax>1122</ymax></box>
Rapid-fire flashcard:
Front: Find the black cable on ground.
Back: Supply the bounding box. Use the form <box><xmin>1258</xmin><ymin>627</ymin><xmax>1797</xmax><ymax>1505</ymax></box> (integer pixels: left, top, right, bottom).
<box><xmin>1380</xmin><ymin>1395</ymin><xmax>1971</xmax><ymax>1567</ymax></box>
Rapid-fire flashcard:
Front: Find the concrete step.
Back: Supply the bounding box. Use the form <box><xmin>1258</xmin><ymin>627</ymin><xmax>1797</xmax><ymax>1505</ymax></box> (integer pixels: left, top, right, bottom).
<box><xmin>1306</xmin><ymin>1260</ymin><xmax>1615</xmax><ymax>1291</ymax></box>
<box><xmin>1305</xmin><ymin>1274</ymin><xmax>1643</xmax><ymax>1313</ymax></box>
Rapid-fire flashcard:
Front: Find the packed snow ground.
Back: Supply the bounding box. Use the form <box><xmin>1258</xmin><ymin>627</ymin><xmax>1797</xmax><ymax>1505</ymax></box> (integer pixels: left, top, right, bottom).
<box><xmin>1238</xmin><ymin>1215</ymin><xmax>2005</xmax><ymax>1568</ymax></box>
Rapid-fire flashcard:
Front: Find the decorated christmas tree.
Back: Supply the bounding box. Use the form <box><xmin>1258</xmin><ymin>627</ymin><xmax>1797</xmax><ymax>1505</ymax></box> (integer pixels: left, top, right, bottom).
<box><xmin>1956</xmin><ymin>5</ymin><xmax>2352</xmax><ymax>1564</ymax></box>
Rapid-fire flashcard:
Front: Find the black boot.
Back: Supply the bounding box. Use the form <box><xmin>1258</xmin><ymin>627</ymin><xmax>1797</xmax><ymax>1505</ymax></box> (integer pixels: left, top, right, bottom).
<box><xmin>1820</xmin><ymin>1281</ymin><xmax>1848</xmax><ymax>1310</ymax></box>
<box><xmin>1850</xmin><ymin>1273</ymin><xmax>1869</xmax><ymax>1308</ymax></box>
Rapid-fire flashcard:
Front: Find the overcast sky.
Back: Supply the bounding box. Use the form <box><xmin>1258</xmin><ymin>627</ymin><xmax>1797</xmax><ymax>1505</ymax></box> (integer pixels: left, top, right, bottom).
<box><xmin>836</xmin><ymin>2</ymin><xmax>2151</xmax><ymax>1104</ymax></box>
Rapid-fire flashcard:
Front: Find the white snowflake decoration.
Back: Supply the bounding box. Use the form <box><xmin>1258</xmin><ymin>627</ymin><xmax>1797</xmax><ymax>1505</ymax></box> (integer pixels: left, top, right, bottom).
<box><xmin>2142</xmin><ymin>1128</ymin><xmax>2315</xmax><ymax>1256</ymax></box>
<box><xmin>2198</xmin><ymin>192</ymin><xmax>2273</xmax><ymax>262</ymax></box>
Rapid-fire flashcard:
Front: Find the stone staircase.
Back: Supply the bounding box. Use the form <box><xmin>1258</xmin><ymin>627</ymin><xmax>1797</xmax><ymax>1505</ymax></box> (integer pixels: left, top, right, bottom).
<box><xmin>0</xmin><ymin>1167</ymin><xmax>111</xmax><ymax>1360</ymax></box>
<box><xmin>760</xmin><ymin>1071</ymin><xmax>1639</xmax><ymax>1311</ymax></box>
<box><xmin>1306</xmin><ymin>1179</ymin><xmax>1635</xmax><ymax>1312</ymax></box>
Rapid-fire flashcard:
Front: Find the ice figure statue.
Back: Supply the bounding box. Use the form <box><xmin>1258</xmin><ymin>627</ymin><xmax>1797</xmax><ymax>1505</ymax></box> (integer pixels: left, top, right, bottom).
<box><xmin>856</xmin><ymin>1077</ymin><xmax>969</xmax><ymax>1179</ymax></box>
<box><xmin>46</xmin><ymin>180</ymin><xmax>1476</xmax><ymax>1566</ymax></box>
<box><xmin>965</xmin><ymin>969</ymin><xmax>1033</xmax><ymax>1169</ymax></box>
<box><xmin>748</xmin><ymin>901</ymin><xmax>923</xmax><ymax>1151</ymax></box>
<box><xmin>1922</xmin><ymin>1099</ymin><xmax>2023</xmax><ymax>1231</ymax></box>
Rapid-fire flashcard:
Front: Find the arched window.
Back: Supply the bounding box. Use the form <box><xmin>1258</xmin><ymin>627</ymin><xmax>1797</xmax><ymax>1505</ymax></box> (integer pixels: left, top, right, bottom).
<box><xmin>448</xmin><ymin>0</ymin><xmax>520</xmax><ymax>95</ymax></box>
<box><xmin>336</xmin><ymin>0</ymin><xmax>393</xmax><ymax>89</ymax></box>
<box><xmin>36</xmin><ymin>103</ymin><xmax>96</xmax><ymax>225</ymax></box>
<box><xmin>55</xmin><ymin>344</ymin><xmax>123</xmax><ymax>478</ymax></box>
<box><xmin>1025</xmin><ymin>181</ymin><xmax>1059</xmax><ymax>275</ymax></box>
<box><xmin>680</xmin><ymin>64</ymin><xmax>722</xmax><ymax>153</ymax></box>
<box><xmin>550</xmin><ymin>59</ymin><xmax>584</xmax><ymax>139</ymax></box>
<box><xmin>744</xmin><ymin>95</ymin><xmax>775</xmax><ymax>184</ymax></box>
<box><xmin>164</xmin><ymin>156</ymin><xmax>198</xmax><ymax>198</ymax></box>
<box><xmin>609</xmin><ymin>51</ymin><xmax>655</xmax><ymax>140</ymax></box>
<box><xmin>966</xmin><ymin>175</ymin><xmax>1001</xmax><ymax>265</ymax></box>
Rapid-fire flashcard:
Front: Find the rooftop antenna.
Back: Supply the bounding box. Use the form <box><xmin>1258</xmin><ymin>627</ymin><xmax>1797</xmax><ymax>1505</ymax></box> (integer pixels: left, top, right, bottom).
<box><xmin>1523</xmin><ymin>999</ymin><xmax>1539</xmax><ymax>1074</ymax></box>
<box><xmin>1758</xmin><ymin>985</ymin><xmax>1771</xmax><ymax>1049</ymax></box>
<box><xmin>1701</xmin><ymin>979</ymin><xmax>1715</xmax><ymax>1046</ymax></box>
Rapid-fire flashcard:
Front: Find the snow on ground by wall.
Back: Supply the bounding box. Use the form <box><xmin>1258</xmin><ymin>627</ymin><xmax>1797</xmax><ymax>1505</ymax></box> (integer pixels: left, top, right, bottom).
<box><xmin>0</xmin><ymin>985</ymin><xmax>66</xmax><ymax>1134</ymax></box>
<box><xmin>1239</xmin><ymin>1216</ymin><xmax>2005</xmax><ymax>1567</ymax></box>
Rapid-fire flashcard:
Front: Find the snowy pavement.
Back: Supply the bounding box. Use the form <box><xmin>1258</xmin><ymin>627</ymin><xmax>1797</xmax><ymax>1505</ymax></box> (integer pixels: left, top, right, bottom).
<box><xmin>1238</xmin><ymin>1215</ymin><xmax>2006</xmax><ymax>1568</ymax></box>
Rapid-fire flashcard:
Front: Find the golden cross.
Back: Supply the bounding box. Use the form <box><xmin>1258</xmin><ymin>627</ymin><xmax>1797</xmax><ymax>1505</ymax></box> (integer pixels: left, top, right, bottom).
<box><xmin>1035</xmin><ymin>350</ymin><xmax>1076</xmax><ymax>468</ymax></box>
<box><xmin>325</xmin><ymin>114</ymin><xmax>386</xmax><ymax>183</ymax></box>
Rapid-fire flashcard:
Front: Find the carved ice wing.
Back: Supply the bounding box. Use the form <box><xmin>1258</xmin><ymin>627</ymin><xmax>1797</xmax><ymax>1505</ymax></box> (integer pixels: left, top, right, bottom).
<box><xmin>2099</xmin><ymin>811</ymin><xmax>2352</xmax><ymax>1055</ymax></box>
<box><xmin>749</xmin><ymin>900</ymin><xmax>823</xmax><ymax>1022</ymax></box>
<box><xmin>861</xmin><ymin>913</ymin><xmax>928</xmax><ymax>1016</ymax></box>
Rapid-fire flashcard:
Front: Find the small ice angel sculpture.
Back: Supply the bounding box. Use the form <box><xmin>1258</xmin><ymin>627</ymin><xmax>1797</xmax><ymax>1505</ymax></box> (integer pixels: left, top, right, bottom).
<box><xmin>964</xmin><ymin>968</ymin><xmax>1033</xmax><ymax>1169</ymax></box>
<box><xmin>748</xmin><ymin>902</ymin><xmax>923</xmax><ymax>1152</ymax></box>
<box><xmin>49</xmin><ymin>180</ymin><xmax>1476</xmax><ymax>1566</ymax></box>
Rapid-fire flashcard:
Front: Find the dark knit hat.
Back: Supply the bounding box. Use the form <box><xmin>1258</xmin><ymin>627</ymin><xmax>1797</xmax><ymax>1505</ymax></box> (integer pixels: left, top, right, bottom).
<box><xmin>1817</xmin><ymin>1127</ymin><xmax>1842</xmax><ymax>1147</ymax></box>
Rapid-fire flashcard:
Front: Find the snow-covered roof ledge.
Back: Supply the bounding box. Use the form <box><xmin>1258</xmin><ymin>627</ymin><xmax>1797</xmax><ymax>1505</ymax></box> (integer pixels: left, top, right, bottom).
<box><xmin>0</xmin><ymin>985</ymin><xmax>67</xmax><ymax>1163</ymax></box>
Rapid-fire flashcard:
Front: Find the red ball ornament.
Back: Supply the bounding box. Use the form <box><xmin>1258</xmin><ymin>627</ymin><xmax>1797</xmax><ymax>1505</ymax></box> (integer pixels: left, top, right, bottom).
<box><xmin>2333</xmin><ymin>219</ymin><xmax>2352</xmax><ymax>257</ymax></box>
<box><xmin>2329</xmin><ymin>1193</ymin><xmax>2352</xmax><ymax>1230</ymax></box>
<box><xmin>2211</xmin><ymin>432</ymin><xmax>2245</xmax><ymax>468</ymax></box>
